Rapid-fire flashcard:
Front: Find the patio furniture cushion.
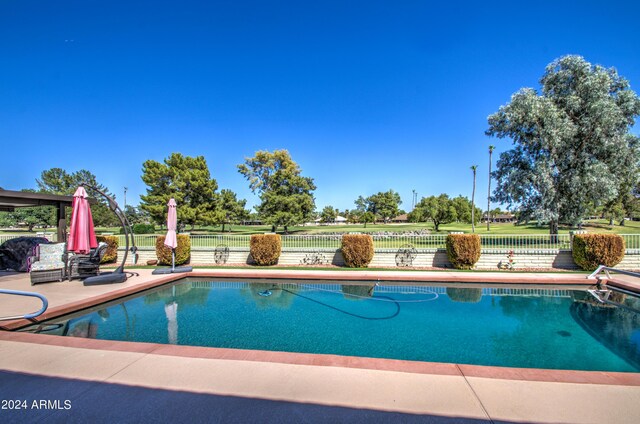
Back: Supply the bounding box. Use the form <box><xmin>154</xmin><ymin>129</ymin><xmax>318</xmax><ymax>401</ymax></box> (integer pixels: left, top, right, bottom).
<box><xmin>30</xmin><ymin>243</ymin><xmax>66</xmax><ymax>271</ymax></box>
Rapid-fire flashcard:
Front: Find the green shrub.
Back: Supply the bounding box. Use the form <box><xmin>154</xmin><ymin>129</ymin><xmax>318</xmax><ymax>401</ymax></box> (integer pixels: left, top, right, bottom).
<box><xmin>250</xmin><ymin>234</ymin><xmax>281</xmax><ymax>266</ymax></box>
<box><xmin>96</xmin><ymin>235</ymin><xmax>118</xmax><ymax>264</ymax></box>
<box><xmin>446</xmin><ymin>234</ymin><xmax>481</xmax><ymax>269</ymax></box>
<box><xmin>120</xmin><ymin>223</ymin><xmax>155</xmax><ymax>234</ymax></box>
<box><xmin>156</xmin><ymin>234</ymin><xmax>191</xmax><ymax>265</ymax></box>
<box><xmin>134</xmin><ymin>223</ymin><xmax>155</xmax><ymax>234</ymax></box>
<box><xmin>341</xmin><ymin>234</ymin><xmax>374</xmax><ymax>268</ymax></box>
<box><xmin>572</xmin><ymin>234</ymin><xmax>625</xmax><ymax>271</ymax></box>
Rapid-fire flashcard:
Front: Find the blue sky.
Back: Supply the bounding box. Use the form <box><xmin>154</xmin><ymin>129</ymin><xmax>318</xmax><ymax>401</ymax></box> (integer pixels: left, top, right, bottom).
<box><xmin>1</xmin><ymin>1</ymin><xmax>639</xmax><ymax>212</ymax></box>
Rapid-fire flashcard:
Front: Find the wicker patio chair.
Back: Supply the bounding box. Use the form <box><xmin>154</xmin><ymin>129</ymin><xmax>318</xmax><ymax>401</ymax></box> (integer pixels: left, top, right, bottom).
<box><xmin>68</xmin><ymin>242</ymin><xmax>108</xmax><ymax>280</ymax></box>
<box><xmin>30</xmin><ymin>243</ymin><xmax>67</xmax><ymax>285</ymax></box>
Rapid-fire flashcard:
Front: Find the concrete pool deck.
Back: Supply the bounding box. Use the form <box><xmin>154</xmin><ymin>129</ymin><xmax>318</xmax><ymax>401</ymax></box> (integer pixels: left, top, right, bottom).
<box><xmin>1</xmin><ymin>269</ymin><xmax>639</xmax><ymax>423</ymax></box>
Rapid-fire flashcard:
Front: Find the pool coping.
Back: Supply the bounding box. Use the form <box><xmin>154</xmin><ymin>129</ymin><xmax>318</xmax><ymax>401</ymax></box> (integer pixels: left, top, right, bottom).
<box><xmin>2</xmin><ymin>269</ymin><xmax>638</xmax><ymax>387</ymax></box>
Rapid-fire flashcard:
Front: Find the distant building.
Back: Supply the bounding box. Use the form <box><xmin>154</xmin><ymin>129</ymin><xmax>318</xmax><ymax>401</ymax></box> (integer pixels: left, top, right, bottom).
<box><xmin>392</xmin><ymin>214</ymin><xmax>409</xmax><ymax>223</ymax></box>
<box><xmin>308</xmin><ymin>215</ymin><xmax>348</xmax><ymax>226</ymax></box>
<box><xmin>240</xmin><ymin>220</ymin><xmax>263</xmax><ymax>225</ymax></box>
<box><xmin>482</xmin><ymin>213</ymin><xmax>515</xmax><ymax>223</ymax></box>
<box><xmin>335</xmin><ymin>215</ymin><xmax>347</xmax><ymax>224</ymax></box>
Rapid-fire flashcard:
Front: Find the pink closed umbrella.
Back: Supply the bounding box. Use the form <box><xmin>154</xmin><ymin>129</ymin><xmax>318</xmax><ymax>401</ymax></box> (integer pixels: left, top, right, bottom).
<box><xmin>153</xmin><ymin>198</ymin><xmax>191</xmax><ymax>274</ymax></box>
<box><xmin>164</xmin><ymin>198</ymin><xmax>178</xmax><ymax>250</ymax></box>
<box><xmin>165</xmin><ymin>198</ymin><xmax>178</xmax><ymax>270</ymax></box>
<box><xmin>68</xmin><ymin>186</ymin><xmax>98</xmax><ymax>254</ymax></box>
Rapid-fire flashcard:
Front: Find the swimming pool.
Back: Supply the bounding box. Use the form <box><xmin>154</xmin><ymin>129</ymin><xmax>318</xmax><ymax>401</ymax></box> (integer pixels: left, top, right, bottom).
<box><xmin>25</xmin><ymin>279</ymin><xmax>640</xmax><ymax>372</ymax></box>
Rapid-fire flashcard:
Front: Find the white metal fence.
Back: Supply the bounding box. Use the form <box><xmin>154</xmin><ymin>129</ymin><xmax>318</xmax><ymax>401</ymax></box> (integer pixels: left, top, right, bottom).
<box><xmin>477</xmin><ymin>234</ymin><xmax>572</xmax><ymax>250</ymax></box>
<box><xmin>622</xmin><ymin>234</ymin><xmax>640</xmax><ymax>249</ymax></box>
<box><xmin>0</xmin><ymin>233</ymin><xmax>637</xmax><ymax>252</ymax></box>
<box><xmin>0</xmin><ymin>233</ymin><xmax>57</xmax><ymax>245</ymax></box>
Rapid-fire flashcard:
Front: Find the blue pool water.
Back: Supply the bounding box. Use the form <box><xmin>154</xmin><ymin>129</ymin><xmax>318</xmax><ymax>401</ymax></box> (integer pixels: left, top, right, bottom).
<box><xmin>28</xmin><ymin>279</ymin><xmax>640</xmax><ymax>372</ymax></box>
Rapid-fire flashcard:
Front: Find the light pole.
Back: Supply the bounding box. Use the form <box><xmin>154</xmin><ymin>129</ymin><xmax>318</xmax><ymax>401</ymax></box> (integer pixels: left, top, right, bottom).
<box><xmin>124</xmin><ymin>187</ymin><xmax>128</xmax><ymax>209</ymax></box>
<box><xmin>412</xmin><ymin>189</ymin><xmax>417</xmax><ymax>210</ymax></box>
<box><xmin>487</xmin><ymin>145</ymin><xmax>495</xmax><ymax>231</ymax></box>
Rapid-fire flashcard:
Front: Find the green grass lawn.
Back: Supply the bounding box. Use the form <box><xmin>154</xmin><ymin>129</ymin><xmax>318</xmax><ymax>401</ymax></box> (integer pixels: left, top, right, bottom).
<box><xmin>5</xmin><ymin>219</ymin><xmax>640</xmax><ymax>239</ymax></box>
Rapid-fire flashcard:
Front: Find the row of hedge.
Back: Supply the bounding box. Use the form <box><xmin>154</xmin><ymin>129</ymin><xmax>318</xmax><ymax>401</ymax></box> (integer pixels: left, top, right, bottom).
<box><xmin>94</xmin><ymin>234</ymin><xmax>194</xmax><ymax>266</ymax></box>
<box><xmin>248</xmin><ymin>233</ymin><xmax>627</xmax><ymax>271</ymax></box>
<box><xmin>100</xmin><ymin>233</ymin><xmax>627</xmax><ymax>271</ymax></box>
<box><xmin>443</xmin><ymin>233</ymin><xmax>625</xmax><ymax>271</ymax></box>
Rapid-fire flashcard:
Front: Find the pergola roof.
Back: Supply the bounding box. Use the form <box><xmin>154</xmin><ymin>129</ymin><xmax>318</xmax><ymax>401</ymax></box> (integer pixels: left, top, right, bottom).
<box><xmin>0</xmin><ymin>189</ymin><xmax>74</xmax><ymax>212</ymax></box>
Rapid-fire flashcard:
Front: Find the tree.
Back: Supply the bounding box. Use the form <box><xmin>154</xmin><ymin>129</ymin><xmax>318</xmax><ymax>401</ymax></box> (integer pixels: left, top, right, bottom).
<box><xmin>140</xmin><ymin>153</ymin><xmax>220</xmax><ymax>228</ymax></box>
<box><xmin>36</xmin><ymin>168</ymin><xmax>73</xmax><ymax>194</ymax></box>
<box><xmin>3</xmin><ymin>206</ymin><xmax>57</xmax><ymax>231</ymax></box>
<box><xmin>360</xmin><ymin>211</ymin><xmax>375</xmax><ymax>228</ymax></box>
<box><xmin>487</xmin><ymin>145</ymin><xmax>495</xmax><ymax>231</ymax></box>
<box><xmin>369</xmin><ymin>190</ymin><xmax>402</xmax><ymax>222</ymax></box>
<box><xmin>486</xmin><ymin>55</ymin><xmax>640</xmax><ymax>235</ymax></box>
<box><xmin>124</xmin><ymin>205</ymin><xmax>150</xmax><ymax>225</ymax></box>
<box><xmin>354</xmin><ymin>190</ymin><xmax>402</xmax><ymax>223</ymax></box>
<box><xmin>346</xmin><ymin>209</ymin><xmax>362</xmax><ymax>224</ymax></box>
<box><xmin>354</xmin><ymin>196</ymin><xmax>367</xmax><ymax>213</ymax></box>
<box><xmin>412</xmin><ymin>194</ymin><xmax>458</xmax><ymax>231</ymax></box>
<box><xmin>36</xmin><ymin>168</ymin><xmax>118</xmax><ymax>227</ymax></box>
<box><xmin>218</xmin><ymin>189</ymin><xmax>250</xmax><ymax>232</ymax></box>
<box><xmin>320</xmin><ymin>206</ymin><xmax>337</xmax><ymax>223</ymax></box>
<box><xmin>238</xmin><ymin>149</ymin><xmax>316</xmax><ymax>232</ymax></box>
<box><xmin>37</xmin><ymin>168</ymin><xmax>111</xmax><ymax>197</ymax></box>
<box><xmin>451</xmin><ymin>195</ymin><xmax>481</xmax><ymax>226</ymax></box>
<box><xmin>471</xmin><ymin>165</ymin><xmax>477</xmax><ymax>233</ymax></box>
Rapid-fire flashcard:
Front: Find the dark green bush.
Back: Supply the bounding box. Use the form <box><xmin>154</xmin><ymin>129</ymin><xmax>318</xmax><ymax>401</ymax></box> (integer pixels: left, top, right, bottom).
<box><xmin>134</xmin><ymin>223</ymin><xmax>155</xmax><ymax>234</ymax></box>
<box><xmin>96</xmin><ymin>235</ymin><xmax>118</xmax><ymax>264</ymax></box>
<box><xmin>572</xmin><ymin>234</ymin><xmax>625</xmax><ymax>271</ymax></box>
<box><xmin>446</xmin><ymin>234</ymin><xmax>481</xmax><ymax>269</ymax></box>
<box><xmin>341</xmin><ymin>234</ymin><xmax>374</xmax><ymax>268</ymax></box>
<box><xmin>250</xmin><ymin>234</ymin><xmax>281</xmax><ymax>266</ymax></box>
<box><xmin>120</xmin><ymin>223</ymin><xmax>156</xmax><ymax>234</ymax></box>
<box><xmin>156</xmin><ymin>234</ymin><xmax>191</xmax><ymax>265</ymax></box>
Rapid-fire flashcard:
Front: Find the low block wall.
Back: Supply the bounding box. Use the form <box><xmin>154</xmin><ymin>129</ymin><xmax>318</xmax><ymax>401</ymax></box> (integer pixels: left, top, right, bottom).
<box><xmin>117</xmin><ymin>246</ymin><xmax>640</xmax><ymax>270</ymax></box>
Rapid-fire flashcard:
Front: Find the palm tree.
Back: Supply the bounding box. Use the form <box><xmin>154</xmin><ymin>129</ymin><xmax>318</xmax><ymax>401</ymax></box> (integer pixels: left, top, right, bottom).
<box><xmin>471</xmin><ymin>165</ymin><xmax>478</xmax><ymax>233</ymax></box>
<box><xmin>487</xmin><ymin>145</ymin><xmax>495</xmax><ymax>231</ymax></box>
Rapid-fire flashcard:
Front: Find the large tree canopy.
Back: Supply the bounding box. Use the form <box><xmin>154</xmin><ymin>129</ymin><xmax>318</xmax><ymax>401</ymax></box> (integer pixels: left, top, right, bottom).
<box><xmin>238</xmin><ymin>149</ymin><xmax>316</xmax><ymax>232</ymax></box>
<box><xmin>140</xmin><ymin>153</ymin><xmax>221</xmax><ymax>228</ymax></box>
<box><xmin>36</xmin><ymin>168</ymin><xmax>118</xmax><ymax>227</ymax></box>
<box><xmin>320</xmin><ymin>205</ymin><xmax>338</xmax><ymax>223</ymax></box>
<box><xmin>218</xmin><ymin>189</ymin><xmax>250</xmax><ymax>231</ymax></box>
<box><xmin>486</xmin><ymin>55</ymin><xmax>640</xmax><ymax>234</ymax></box>
<box><xmin>353</xmin><ymin>190</ymin><xmax>402</xmax><ymax>223</ymax></box>
<box><xmin>409</xmin><ymin>194</ymin><xmax>478</xmax><ymax>231</ymax></box>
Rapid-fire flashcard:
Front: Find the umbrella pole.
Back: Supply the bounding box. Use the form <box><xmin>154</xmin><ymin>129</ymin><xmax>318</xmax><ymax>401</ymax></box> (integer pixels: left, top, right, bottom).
<box><xmin>172</xmin><ymin>249</ymin><xmax>175</xmax><ymax>271</ymax></box>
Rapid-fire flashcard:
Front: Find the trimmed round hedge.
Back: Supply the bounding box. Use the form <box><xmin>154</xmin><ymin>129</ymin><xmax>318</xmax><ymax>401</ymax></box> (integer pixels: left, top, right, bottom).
<box><xmin>250</xmin><ymin>234</ymin><xmax>281</xmax><ymax>266</ymax></box>
<box><xmin>572</xmin><ymin>234</ymin><xmax>625</xmax><ymax>271</ymax></box>
<box><xmin>445</xmin><ymin>234</ymin><xmax>481</xmax><ymax>270</ymax></box>
<box><xmin>341</xmin><ymin>234</ymin><xmax>374</xmax><ymax>268</ymax></box>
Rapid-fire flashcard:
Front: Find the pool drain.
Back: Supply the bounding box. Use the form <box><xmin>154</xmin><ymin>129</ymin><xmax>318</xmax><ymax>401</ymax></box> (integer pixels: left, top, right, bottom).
<box><xmin>258</xmin><ymin>290</ymin><xmax>272</xmax><ymax>297</ymax></box>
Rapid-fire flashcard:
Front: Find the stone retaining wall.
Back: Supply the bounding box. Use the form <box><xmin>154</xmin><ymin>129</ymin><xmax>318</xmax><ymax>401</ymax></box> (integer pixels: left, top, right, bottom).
<box><xmin>118</xmin><ymin>247</ymin><xmax>640</xmax><ymax>270</ymax></box>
